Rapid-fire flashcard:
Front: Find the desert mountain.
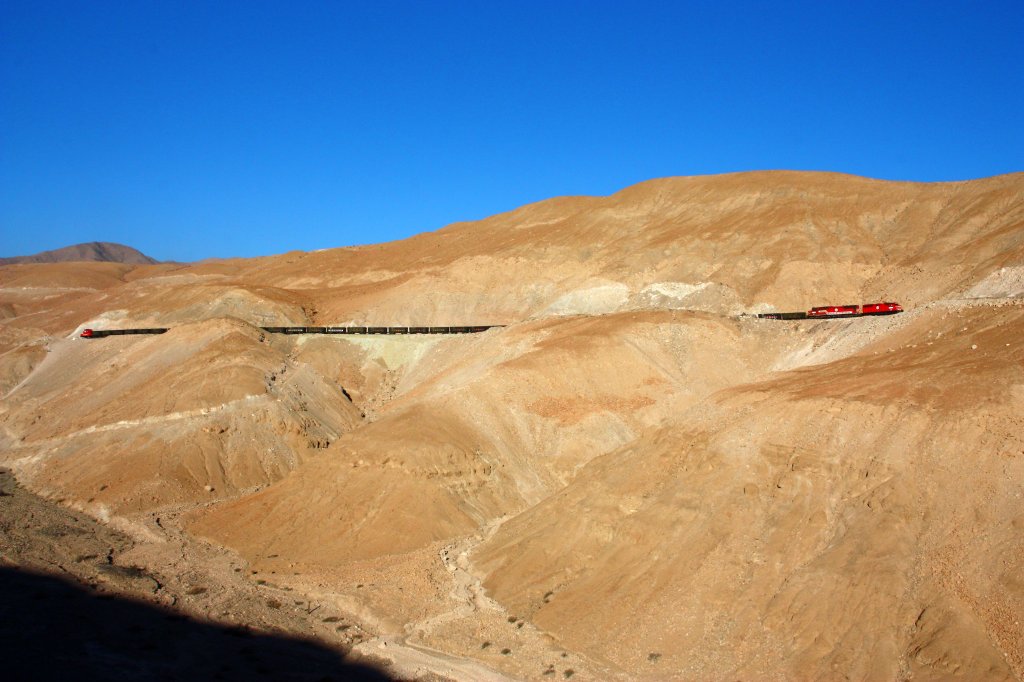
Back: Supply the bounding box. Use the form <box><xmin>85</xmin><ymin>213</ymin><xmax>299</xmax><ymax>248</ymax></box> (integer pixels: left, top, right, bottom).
<box><xmin>0</xmin><ymin>241</ymin><xmax>158</xmax><ymax>266</ymax></box>
<box><xmin>1</xmin><ymin>171</ymin><xmax>1022</xmax><ymax>680</ymax></box>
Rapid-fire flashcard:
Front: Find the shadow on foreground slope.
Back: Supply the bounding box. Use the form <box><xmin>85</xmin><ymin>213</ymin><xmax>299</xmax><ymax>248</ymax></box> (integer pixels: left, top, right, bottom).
<box><xmin>0</xmin><ymin>566</ymin><xmax>393</xmax><ymax>682</ymax></box>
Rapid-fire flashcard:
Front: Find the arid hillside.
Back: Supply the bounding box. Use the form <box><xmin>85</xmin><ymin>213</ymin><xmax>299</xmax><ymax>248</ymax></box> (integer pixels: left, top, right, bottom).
<box><xmin>1</xmin><ymin>171</ymin><xmax>1022</xmax><ymax>680</ymax></box>
<box><xmin>0</xmin><ymin>241</ymin><xmax>158</xmax><ymax>266</ymax></box>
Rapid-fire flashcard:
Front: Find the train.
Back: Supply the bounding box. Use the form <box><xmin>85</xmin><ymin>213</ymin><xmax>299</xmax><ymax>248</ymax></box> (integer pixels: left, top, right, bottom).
<box><xmin>79</xmin><ymin>325</ymin><xmax>503</xmax><ymax>338</ymax></box>
<box><xmin>757</xmin><ymin>301</ymin><xmax>903</xmax><ymax>320</ymax></box>
<box><xmin>77</xmin><ymin>302</ymin><xmax>904</xmax><ymax>339</ymax></box>
<box><xmin>79</xmin><ymin>328</ymin><xmax>166</xmax><ymax>338</ymax></box>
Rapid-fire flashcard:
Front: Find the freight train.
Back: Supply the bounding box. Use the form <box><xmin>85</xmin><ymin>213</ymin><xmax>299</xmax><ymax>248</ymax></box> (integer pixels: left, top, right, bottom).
<box><xmin>77</xmin><ymin>302</ymin><xmax>904</xmax><ymax>339</ymax></box>
<box><xmin>757</xmin><ymin>301</ymin><xmax>903</xmax><ymax>320</ymax></box>
<box><xmin>79</xmin><ymin>325</ymin><xmax>503</xmax><ymax>338</ymax></box>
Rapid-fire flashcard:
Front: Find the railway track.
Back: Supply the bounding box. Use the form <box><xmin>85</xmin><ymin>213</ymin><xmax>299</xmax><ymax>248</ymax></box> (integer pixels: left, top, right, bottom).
<box><xmin>78</xmin><ymin>302</ymin><xmax>902</xmax><ymax>338</ymax></box>
<box><xmin>79</xmin><ymin>325</ymin><xmax>504</xmax><ymax>339</ymax></box>
<box><xmin>756</xmin><ymin>301</ymin><xmax>904</xmax><ymax>320</ymax></box>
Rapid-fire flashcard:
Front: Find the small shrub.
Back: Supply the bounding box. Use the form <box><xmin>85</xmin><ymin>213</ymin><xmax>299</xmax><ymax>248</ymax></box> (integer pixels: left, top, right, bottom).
<box><xmin>501</xmin><ymin>648</ymin><xmax>511</xmax><ymax>655</ymax></box>
<box><xmin>480</xmin><ymin>641</ymin><xmax>491</xmax><ymax>649</ymax></box>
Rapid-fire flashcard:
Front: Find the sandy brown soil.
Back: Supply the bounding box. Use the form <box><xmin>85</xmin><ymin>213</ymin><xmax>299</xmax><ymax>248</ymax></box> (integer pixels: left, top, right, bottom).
<box><xmin>1</xmin><ymin>170</ymin><xmax>1022</xmax><ymax>680</ymax></box>
<box><xmin>0</xmin><ymin>468</ymin><xmax>395</xmax><ymax>680</ymax></box>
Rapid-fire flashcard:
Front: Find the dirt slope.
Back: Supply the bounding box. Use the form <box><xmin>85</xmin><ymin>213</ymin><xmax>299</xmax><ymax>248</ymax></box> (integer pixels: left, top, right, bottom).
<box><xmin>474</xmin><ymin>305</ymin><xmax>1024</xmax><ymax>679</ymax></box>
<box><xmin>2</xmin><ymin>318</ymin><xmax>362</xmax><ymax>515</ymax></box>
<box><xmin>1</xmin><ymin>170</ymin><xmax>1022</xmax><ymax>680</ymax></box>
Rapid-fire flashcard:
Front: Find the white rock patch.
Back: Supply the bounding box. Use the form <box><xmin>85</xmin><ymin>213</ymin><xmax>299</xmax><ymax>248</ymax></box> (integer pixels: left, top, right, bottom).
<box><xmin>963</xmin><ymin>266</ymin><xmax>1024</xmax><ymax>299</ymax></box>
<box><xmin>542</xmin><ymin>283</ymin><xmax>630</xmax><ymax>316</ymax></box>
<box><xmin>639</xmin><ymin>282</ymin><xmax>710</xmax><ymax>302</ymax></box>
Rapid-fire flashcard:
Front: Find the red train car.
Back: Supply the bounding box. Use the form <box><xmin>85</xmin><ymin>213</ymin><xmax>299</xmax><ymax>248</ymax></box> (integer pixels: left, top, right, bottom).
<box><xmin>861</xmin><ymin>301</ymin><xmax>903</xmax><ymax>315</ymax></box>
<box><xmin>805</xmin><ymin>302</ymin><xmax>903</xmax><ymax>318</ymax></box>
<box><xmin>807</xmin><ymin>304</ymin><xmax>859</xmax><ymax>318</ymax></box>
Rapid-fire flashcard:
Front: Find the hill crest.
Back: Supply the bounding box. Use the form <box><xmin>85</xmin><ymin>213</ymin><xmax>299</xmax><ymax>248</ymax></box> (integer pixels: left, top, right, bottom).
<box><xmin>0</xmin><ymin>241</ymin><xmax>158</xmax><ymax>265</ymax></box>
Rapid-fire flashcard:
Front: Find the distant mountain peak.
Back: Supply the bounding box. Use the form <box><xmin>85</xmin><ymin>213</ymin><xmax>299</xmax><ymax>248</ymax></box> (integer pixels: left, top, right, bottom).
<box><xmin>0</xmin><ymin>242</ymin><xmax>158</xmax><ymax>265</ymax></box>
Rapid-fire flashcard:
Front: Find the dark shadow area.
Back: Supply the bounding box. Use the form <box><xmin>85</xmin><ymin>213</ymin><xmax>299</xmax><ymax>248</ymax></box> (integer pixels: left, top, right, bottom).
<box><xmin>0</xmin><ymin>566</ymin><xmax>393</xmax><ymax>681</ymax></box>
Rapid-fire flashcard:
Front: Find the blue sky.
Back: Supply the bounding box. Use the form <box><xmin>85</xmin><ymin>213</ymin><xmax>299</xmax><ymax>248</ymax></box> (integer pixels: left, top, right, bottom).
<box><xmin>2</xmin><ymin>1</ymin><xmax>1022</xmax><ymax>262</ymax></box>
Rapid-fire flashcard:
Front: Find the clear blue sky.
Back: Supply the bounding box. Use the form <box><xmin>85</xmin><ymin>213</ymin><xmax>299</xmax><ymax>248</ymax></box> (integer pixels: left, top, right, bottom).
<box><xmin>2</xmin><ymin>1</ymin><xmax>1022</xmax><ymax>262</ymax></box>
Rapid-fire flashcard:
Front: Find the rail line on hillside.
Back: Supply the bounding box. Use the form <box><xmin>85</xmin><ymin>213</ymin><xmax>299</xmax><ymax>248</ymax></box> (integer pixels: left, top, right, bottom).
<box><xmin>77</xmin><ymin>302</ymin><xmax>904</xmax><ymax>338</ymax></box>
<box><xmin>79</xmin><ymin>325</ymin><xmax>504</xmax><ymax>339</ymax></box>
<box><xmin>755</xmin><ymin>301</ymin><xmax>903</xmax><ymax>320</ymax></box>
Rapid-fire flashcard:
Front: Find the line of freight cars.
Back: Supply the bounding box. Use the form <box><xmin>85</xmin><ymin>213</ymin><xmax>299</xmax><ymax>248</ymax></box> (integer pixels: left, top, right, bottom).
<box><xmin>78</xmin><ymin>302</ymin><xmax>904</xmax><ymax>338</ymax></box>
<box><xmin>79</xmin><ymin>325</ymin><xmax>503</xmax><ymax>338</ymax></box>
<box><xmin>756</xmin><ymin>301</ymin><xmax>903</xmax><ymax>320</ymax></box>
<box><xmin>263</xmin><ymin>325</ymin><xmax>501</xmax><ymax>334</ymax></box>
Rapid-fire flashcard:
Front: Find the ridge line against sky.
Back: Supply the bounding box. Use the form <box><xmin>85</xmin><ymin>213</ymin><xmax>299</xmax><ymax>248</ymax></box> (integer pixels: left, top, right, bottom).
<box><xmin>2</xmin><ymin>0</ymin><xmax>1022</xmax><ymax>262</ymax></box>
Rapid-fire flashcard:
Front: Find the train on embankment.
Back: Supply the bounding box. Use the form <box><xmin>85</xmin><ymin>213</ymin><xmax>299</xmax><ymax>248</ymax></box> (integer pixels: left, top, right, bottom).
<box><xmin>756</xmin><ymin>301</ymin><xmax>903</xmax><ymax>320</ymax></box>
<box><xmin>79</xmin><ymin>325</ymin><xmax>503</xmax><ymax>338</ymax></box>
<box><xmin>76</xmin><ymin>302</ymin><xmax>904</xmax><ymax>339</ymax></box>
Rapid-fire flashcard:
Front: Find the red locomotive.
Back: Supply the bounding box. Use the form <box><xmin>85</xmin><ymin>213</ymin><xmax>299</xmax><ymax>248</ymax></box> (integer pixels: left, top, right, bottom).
<box><xmin>861</xmin><ymin>302</ymin><xmax>903</xmax><ymax>315</ymax></box>
<box><xmin>806</xmin><ymin>302</ymin><xmax>903</xmax><ymax>318</ymax></box>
